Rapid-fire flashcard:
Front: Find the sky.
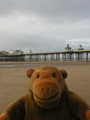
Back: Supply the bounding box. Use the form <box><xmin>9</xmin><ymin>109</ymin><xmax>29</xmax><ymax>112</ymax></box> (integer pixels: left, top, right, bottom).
<box><xmin>0</xmin><ymin>0</ymin><xmax>90</xmax><ymax>53</ymax></box>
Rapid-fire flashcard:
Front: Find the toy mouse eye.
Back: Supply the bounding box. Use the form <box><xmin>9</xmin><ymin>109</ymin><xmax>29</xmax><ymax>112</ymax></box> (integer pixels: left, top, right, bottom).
<box><xmin>52</xmin><ymin>73</ymin><xmax>56</xmax><ymax>78</ymax></box>
<box><xmin>37</xmin><ymin>74</ymin><xmax>39</xmax><ymax>78</ymax></box>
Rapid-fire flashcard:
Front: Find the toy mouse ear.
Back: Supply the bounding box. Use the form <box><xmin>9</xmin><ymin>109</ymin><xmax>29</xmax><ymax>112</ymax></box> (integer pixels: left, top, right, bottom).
<box><xmin>27</xmin><ymin>69</ymin><xmax>34</xmax><ymax>78</ymax></box>
<box><xmin>60</xmin><ymin>70</ymin><xmax>68</xmax><ymax>79</ymax></box>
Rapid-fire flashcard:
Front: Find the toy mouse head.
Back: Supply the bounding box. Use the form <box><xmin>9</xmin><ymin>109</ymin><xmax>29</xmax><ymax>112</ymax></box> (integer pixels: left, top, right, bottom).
<box><xmin>26</xmin><ymin>66</ymin><xmax>68</xmax><ymax>109</ymax></box>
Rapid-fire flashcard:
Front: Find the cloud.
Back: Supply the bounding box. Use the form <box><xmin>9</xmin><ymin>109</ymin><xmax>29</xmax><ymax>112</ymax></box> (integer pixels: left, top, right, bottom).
<box><xmin>0</xmin><ymin>0</ymin><xmax>90</xmax><ymax>22</ymax></box>
<box><xmin>0</xmin><ymin>0</ymin><xmax>90</xmax><ymax>52</ymax></box>
<box><xmin>66</xmin><ymin>38</ymin><xmax>90</xmax><ymax>50</ymax></box>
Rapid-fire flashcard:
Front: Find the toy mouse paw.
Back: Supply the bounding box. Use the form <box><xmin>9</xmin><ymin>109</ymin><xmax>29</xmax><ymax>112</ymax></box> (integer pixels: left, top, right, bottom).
<box><xmin>86</xmin><ymin>110</ymin><xmax>90</xmax><ymax>120</ymax></box>
<box><xmin>0</xmin><ymin>113</ymin><xmax>9</xmax><ymax>120</ymax></box>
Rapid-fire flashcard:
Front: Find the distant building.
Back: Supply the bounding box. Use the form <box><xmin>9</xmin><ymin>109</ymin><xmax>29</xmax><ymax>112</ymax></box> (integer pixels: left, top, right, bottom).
<box><xmin>78</xmin><ymin>45</ymin><xmax>84</xmax><ymax>50</ymax></box>
<box><xmin>65</xmin><ymin>44</ymin><xmax>72</xmax><ymax>51</ymax></box>
<box><xmin>7</xmin><ymin>50</ymin><xmax>24</xmax><ymax>54</ymax></box>
<box><xmin>0</xmin><ymin>51</ymin><xmax>8</xmax><ymax>55</ymax></box>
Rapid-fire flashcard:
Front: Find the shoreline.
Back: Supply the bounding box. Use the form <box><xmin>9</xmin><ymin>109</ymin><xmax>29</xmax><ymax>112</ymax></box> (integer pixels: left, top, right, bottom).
<box><xmin>0</xmin><ymin>61</ymin><xmax>90</xmax><ymax>64</ymax></box>
<box><xmin>0</xmin><ymin>61</ymin><xmax>90</xmax><ymax>68</ymax></box>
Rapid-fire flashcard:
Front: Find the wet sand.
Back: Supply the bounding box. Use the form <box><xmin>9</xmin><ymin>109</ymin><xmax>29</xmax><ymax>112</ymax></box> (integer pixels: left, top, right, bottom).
<box><xmin>0</xmin><ymin>61</ymin><xmax>90</xmax><ymax>114</ymax></box>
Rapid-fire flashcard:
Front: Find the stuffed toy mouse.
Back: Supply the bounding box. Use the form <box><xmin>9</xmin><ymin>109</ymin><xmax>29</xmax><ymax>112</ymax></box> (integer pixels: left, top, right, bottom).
<box><xmin>0</xmin><ymin>65</ymin><xmax>90</xmax><ymax>120</ymax></box>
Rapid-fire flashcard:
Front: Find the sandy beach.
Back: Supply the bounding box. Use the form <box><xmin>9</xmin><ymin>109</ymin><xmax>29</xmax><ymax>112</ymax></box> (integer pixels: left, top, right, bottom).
<box><xmin>0</xmin><ymin>61</ymin><xmax>90</xmax><ymax>114</ymax></box>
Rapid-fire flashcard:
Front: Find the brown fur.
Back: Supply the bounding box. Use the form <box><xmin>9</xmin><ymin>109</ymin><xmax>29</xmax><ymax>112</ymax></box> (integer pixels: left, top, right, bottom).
<box><xmin>0</xmin><ymin>65</ymin><xmax>90</xmax><ymax>120</ymax></box>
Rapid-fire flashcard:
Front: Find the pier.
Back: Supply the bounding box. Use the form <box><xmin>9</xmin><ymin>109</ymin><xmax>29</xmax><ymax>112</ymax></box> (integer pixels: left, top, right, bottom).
<box><xmin>0</xmin><ymin>50</ymin><xmax>90</xmax><ymax>62</ymax></box>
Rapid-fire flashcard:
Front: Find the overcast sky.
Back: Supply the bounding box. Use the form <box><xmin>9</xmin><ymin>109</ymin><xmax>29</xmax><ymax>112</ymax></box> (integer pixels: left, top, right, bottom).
<box><xmin>0</xmin><ymin>0</ymin><xmax>90</xmax><ymax>53</ymax></box>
